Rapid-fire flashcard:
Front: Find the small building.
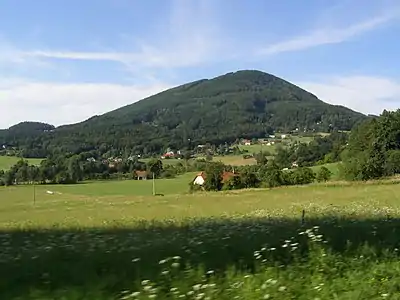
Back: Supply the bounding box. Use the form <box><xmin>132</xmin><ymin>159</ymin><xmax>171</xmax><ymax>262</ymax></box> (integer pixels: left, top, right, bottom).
<box><xmin>242</xmin><ymin>139</ymin><xmax>251</xmax><ymax>145</ymax></box>
<box><xmin>134</xmin><ymin>170</ymin><xmax>149</xmax><ymax>180</ymax></box>
<box><xmin>192</xmin><ymin>171</ymin><xmax>239</xmax><ymax>186</ymax></box>
<box><xmin>161</xmin><ymin>151</ymin><xmax>175</xmax><ymax>159</ymax></box>
<box><xmin>193</xmin><ymin>172</ymin><xmax>206</xmax><ymax>185</ymax></box>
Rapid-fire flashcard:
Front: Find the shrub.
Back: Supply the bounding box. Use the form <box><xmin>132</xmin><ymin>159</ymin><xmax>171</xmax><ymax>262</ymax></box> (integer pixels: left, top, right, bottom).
<box><xmin>222</xmin><ymin>176</ymin><xmax>243</xmax><ymax>190</ymax></box>
<box><xmin>240</xmin><ymin>171</ymin><xmax>260</xmax><ymax>188</ymax></box>
<box><xmin>188</xmin><ymin>181</ymin><xmax>203</xmax><ymax>193</ymax></box>
<box><xmin>316</xmin><ymin>166</ymin><xmax>332</xmax><ymax>182</ymax></box>
<box><xmin>203</xmin><ymin>163</ymin><xmax>224</xmax><ymax>191</ymax></box>
<box><xmin>290</xmin><ymin>167</ymin><xmax>316</xmax><ymax>185</ymax></box>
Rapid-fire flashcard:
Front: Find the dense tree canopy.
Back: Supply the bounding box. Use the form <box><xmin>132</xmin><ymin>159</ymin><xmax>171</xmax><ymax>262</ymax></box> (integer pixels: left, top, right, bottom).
<box><xmin>342</xmin><ymin>110</ymin><xmax>400</xmax><ymax>180</ymax></box>
<box><xmin>0</xmin><ymin>70</ymin><xmax>366</xmax><ymax>158</ymax></box>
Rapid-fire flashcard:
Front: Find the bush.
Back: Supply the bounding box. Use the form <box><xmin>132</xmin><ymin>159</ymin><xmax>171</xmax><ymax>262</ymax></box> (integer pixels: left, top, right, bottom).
<box><xmin>289</xmin><ymin>167</ymin><xmax>316</xmax><ymax>185</ymax></box>
<box><xmin>316</xmin><ymin>166</ymin><xmax>332</xmax><ymax>182</ymax></box>
<box><xmin>384</xmin><ymin>150</ymin><xmax>400</xmax><ymax>176</ymax></box>
<box><xmin>222</xmin><ymin>176</ymin><xmax>243</xmax><ymax>190</ymax></box>
<box><xmin>203</xmin><ymin>163</ymin><xmax>224</xmax><ymax>191</ymax></box>
<box><xmin>160</xmin><ymin>169</ymin><xmax>177</xmax><ymax>179</ymax></box>
<box><xmin>259</xmin><ymin>162</ymin><xmax>284</xmax><ymax>188</ymax></box>
<box><xmin>240</xmin><ymin>171</ymin><xmax>260</xmax><ymax>188</ymax></box>
<box><xmin>188</xmin><ymin>181</ymin><xmax>203</xmax><ymax>193</ymax></box>
<box><xmin>264</xmin><ymin>169</ymin><xmax>284</xmax><ymax>188</ymax></box>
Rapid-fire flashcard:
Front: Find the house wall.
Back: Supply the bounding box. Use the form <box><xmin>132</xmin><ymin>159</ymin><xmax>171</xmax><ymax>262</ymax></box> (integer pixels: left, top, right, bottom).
<box><xmin>193</xmin><ymin>176</ymin><xmax>205</xmax><ymax>185</ymax></box>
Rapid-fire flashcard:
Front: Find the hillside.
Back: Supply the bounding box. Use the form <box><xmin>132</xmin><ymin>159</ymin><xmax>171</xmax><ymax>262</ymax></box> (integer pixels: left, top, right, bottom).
<box><xmin>0</xmin><ymin>70</ymin><xmax>366</xmax><ymax>157</ymax></box>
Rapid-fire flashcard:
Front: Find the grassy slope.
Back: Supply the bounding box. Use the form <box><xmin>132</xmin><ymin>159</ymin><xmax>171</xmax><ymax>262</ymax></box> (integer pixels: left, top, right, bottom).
<box><xmin>2</xmin><ymin>178</ymin><xmax>400</xmax><ymax>299</ymax></box>
<box><xmin>311</xmin><ymin>162</ymin><xmax>341</xmax><ymax>179</ymax></box>
<box><xmin>0</xmin><ymin>179</ymin><xmax>400</xmax><ymax>227</ymax></box>
<box><xmin>0</xmin><ymin>156</ymin><xmax>43</xmax><ymax>170</ymax></box>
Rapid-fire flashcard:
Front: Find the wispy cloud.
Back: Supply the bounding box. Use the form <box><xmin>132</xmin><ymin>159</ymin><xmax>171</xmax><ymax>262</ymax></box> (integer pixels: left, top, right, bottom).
<box><xmin>258</xmin><ymin>9</ymin><xmax>400</xmax><ymax>55</ymax></box>
<box><xmin>0</xmin><ymin>78</ymin><xmax>171</xmax><ymax>128</ymax></box>
<box><xmin>14</xmin><ymin>0</ymin><xmax>224</xmax><ymax>72</ymax></box>
<box><xmin>297</xmin><ymin>75</ymin><xmax>400</xmax><ymax>115</ymax></box>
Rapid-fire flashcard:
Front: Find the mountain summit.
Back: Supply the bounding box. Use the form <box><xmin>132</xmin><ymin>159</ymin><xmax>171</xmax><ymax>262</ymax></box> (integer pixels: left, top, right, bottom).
<box><xmin>1</xmin><ymin>70</ymin><xmax>366</xmax><ymax>156</ymax></box>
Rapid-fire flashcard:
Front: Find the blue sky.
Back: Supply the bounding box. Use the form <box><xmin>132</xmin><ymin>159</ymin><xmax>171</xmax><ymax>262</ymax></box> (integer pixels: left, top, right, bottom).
<box><xmin>1</xmin><ymin>0</ymin><xmax>400</xmax><ymax>128</ymax></box>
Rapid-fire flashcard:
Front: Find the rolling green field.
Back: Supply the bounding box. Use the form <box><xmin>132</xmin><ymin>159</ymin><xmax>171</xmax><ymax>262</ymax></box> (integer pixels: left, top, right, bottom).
<box><xmin>238</xmin><ymin>136</ymin><xmax>316</xmax><ymax>155</ymax></box>
<box><xmin>2</xmin><ymin>175</ymin><xmax>400</xmax><ymax>299</ymax></box>
<box><xmin>311</xmin><ymin>162</ymin><xmax>341</xmax><ymax>179</ymax></box>
<box><xmin>238</xmin><ymin>143</ymin><xmax>280</xmax><ymax>154</ymax></box>
<box><xmin>0</xmin><ymin>155</ymin><xmax>43</xmax><ymax>170</ymax></box>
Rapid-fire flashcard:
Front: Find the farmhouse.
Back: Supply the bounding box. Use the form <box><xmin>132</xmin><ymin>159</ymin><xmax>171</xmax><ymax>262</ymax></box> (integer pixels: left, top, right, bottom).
<box><xmin>242</xmin><ymin>139</ymin><xmax>251</xmax><ymax>145</ymax></box>
<box><xmin>134</xmin><ymin>170</ymin><xmax>149</xmax><ymax>180</ymax></box>
<box><xmin>193</xmin><ymin>172</ymin><xmax>206</xmax><ymax>185</ymax></box>
<box><xmin>193</xmin><ymin>171</ymin><xmax>239</xmax><ymax>186</ymax></box>
<box><xmin>161</xmin><ymin>151</ymin><xmax>175</xmax><ymax>159</ymax></box>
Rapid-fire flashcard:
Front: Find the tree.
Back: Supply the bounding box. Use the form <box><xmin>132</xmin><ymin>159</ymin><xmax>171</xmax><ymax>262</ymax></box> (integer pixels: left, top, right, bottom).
<box><xmin>316</xmin><ymin>166</ymin><xmax>332</xmax><ymax>182</ymax></box>
<box><xmin>384</xmin><ymin>150</ymin><xmax>400</xmax><ymax>175</ymax></box>
<box><xmin>275</xmin><ymin>147</ymin><xmax>292</xmax><ymax>168</ymax></box>
<box><xmin>255</xmin><ymin>152</ymin><xmax>268</xmax><ymax>165</ymax></box>
<box><xmin>342</xmin><ymin>110</ymin><xmax>400</xmax><ymax>180</ymax></box>
<box><xmin>240</xmin><ymin>171</ymin><xmax>260</xmax><ymax>188</ymax></box>
<box><xmin>222</xmin><ymin>175</ymin><xmax>243</xmax><ymax>190</ymax></box>
<box><xmin>261</xmin><ymin>162</ymin><xmax>284</xmax><ymax>188</ymax></box>
<box><xmin>289</xmin><ymin>167</ymin><xmax>316</xmax><ymax>185</ymax></box>
<box><xmin>147</xmin><ymin>159</ymin><xmax>163</xmax><ymax>178</ymax></box>
<box><xmin>203</xmin><ymin>162</ymin><xmax>224</xmax><ymax>191</ymax></box>
<box><xmin>68</xmin><ymin>156</ymin><xmax>83</xmax><ymax>183</ymax></box>
<box><xmin>4</xmin><ymin>171</ymin><xmax>14</xmax><ymax>186</ymax></box>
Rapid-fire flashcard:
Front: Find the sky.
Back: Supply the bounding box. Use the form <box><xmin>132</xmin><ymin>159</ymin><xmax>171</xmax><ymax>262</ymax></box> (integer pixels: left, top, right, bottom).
<box><xmin>1</xmin><ymin>0</ymin><xmax>400</xmax><ymax>129</ymax></box>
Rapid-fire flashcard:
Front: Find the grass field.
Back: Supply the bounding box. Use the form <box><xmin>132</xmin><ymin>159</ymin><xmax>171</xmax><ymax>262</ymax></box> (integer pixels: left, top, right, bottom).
<box><xmin>212</xmin><ymin>155</ymin><xmax>257</xmax><ymax>165</ymax></box>
<box><xmin>0</xmin><ymin>155</ymin><xmax>43</xmax><ymax>170</ymax></box>
<box><xmin>238</xmin><ymin>136</ymin><xmax>315</xmax><ymax>156</ymax></box>
<box><xmin>2</xmin><ymin>176</ymin><xmax>400</xmax><ymax>299</ymax></box>
<box><xmin>311</xmin><ymin>162</ymin><xmax>341</xmax><ymax>179</ymax></box>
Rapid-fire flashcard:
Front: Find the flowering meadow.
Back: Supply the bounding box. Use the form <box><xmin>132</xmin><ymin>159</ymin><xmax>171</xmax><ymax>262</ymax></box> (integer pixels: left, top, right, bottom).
<box><xmin>2</xmin><ymin>181</ymin><xmax>400</xmax><ymax>299</ymax></box>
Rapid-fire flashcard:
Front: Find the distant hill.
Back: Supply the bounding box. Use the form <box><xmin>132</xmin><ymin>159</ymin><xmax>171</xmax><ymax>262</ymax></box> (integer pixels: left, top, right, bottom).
<box><xmin>0</xmin><ymin>70</ymin><xmax>367</xmax><ymax>157</ymax></box>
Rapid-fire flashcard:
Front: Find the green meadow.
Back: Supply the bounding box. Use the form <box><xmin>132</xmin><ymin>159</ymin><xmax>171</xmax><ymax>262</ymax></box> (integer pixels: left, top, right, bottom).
<box><xmin>2</xmin><ymin>175</ymin><xmax>400</xmax><ymax>299</ymax></box>
<box><xmin>0</xmin><ymin>156</ymin><xmax>43</xmax><ymax>170</ymax></box>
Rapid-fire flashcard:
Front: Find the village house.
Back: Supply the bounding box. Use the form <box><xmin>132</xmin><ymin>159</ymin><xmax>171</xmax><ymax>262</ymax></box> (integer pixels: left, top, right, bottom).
<box><xmin>161</xmin><ymin>151</ymin><xmax>175</xmax><ymax>159</ymax></box>
<box><xmin>192</xmin><ymin>171</ymin><xmax>239</xmax><ymax>186</ymax></box>
<box><xmin>242</xmin><ymin>139</ymin><xmax>251</xmax><ymax>145</ymax></box>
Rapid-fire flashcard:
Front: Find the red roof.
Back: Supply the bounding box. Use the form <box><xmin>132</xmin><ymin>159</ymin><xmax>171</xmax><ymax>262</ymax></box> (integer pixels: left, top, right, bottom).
<box><xmin>222</xmin><ymin>171</ymin><xmax>238</xmax><ymax>182</ymax></box>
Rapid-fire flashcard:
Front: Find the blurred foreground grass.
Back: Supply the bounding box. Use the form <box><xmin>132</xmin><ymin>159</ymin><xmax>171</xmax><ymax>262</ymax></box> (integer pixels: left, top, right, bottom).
<box><xmin>2</xmin><ymin>180</ymin><xmax>400</xmax><ymax>299</ymax></box>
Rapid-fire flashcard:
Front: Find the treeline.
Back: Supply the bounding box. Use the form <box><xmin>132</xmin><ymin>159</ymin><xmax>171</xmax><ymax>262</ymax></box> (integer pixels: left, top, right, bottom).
<box><xmin>191</xmin><ymin>161</ymin><xmax>332</xmax><ymax>192</ymax></box>
<box><xmin>341</xmin><ymin>109</ymin><xmax>400</xmax><ymax>180</ymax></box>
<box><xmin>0</xmin><ymin>152</ymin><xmax>215</xmax><ymax>186</ymax></box>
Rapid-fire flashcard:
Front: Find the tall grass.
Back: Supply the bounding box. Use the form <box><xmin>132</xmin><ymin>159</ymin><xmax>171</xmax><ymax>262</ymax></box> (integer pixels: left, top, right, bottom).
<box><xmin>2</xmin><ymin>182</ymin><xmax>400</xmax><ymax>298</ymax></box>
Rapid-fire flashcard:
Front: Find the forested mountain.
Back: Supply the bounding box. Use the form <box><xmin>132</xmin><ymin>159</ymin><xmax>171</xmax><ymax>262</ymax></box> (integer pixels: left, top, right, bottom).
<box><xmin>1</xmin><ymin>70</ymin><xmax>367</xmax><ymax>157</ymax></box>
